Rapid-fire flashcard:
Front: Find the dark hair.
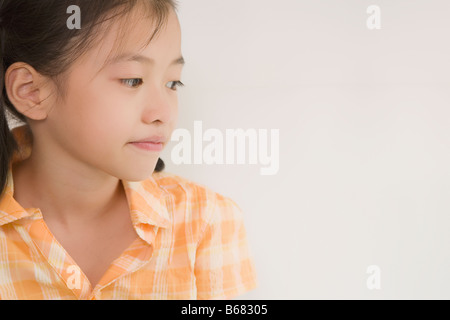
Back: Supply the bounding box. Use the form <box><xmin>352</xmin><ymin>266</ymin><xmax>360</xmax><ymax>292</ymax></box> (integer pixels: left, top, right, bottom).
<box><xmin>0</xmin><ymin>0</ymin><xmax>178</xmax><ymax>195</ymax></box>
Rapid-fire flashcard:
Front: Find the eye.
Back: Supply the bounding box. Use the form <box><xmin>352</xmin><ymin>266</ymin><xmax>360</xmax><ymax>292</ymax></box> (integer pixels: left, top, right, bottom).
<box><xmin>121</xmin><ymin>78</ymin><xmax>143</xmax><ymax>88</ymax></box>
<box><xmin>166</xmin><ymin>80</ymin><xmax>185</xmax><ymax>91</ymax></box>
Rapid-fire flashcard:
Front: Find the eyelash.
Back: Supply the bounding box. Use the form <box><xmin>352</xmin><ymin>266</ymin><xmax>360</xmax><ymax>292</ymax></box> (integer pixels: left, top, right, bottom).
<box><xmin>120</xmin><ymin>78</ymin><xmax>185</xmax><ymax>91</ymax></box>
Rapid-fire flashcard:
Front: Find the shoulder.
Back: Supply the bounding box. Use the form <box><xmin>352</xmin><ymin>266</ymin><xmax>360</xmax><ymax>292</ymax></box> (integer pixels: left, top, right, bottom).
<box><xmin>151</xmin><ymin>170</ymin><xmax>237</xmax><ymax>207</ymax></box>
<box><xmin>150</xmin><ymin>171</ymin><xmax>243</xmax><ymax>226</ymax></box>
<box><xmin>149</xmin><ymin>172</ymin><xmax>257</xmax><ymax>300</ymax></box>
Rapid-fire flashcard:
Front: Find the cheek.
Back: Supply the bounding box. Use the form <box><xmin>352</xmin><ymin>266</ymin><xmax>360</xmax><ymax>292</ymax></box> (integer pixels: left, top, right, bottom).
<box><xmin>171</xmin><ymin>102</ymin><xmax>180</xmax><ymax>130</ymax></box>
<box><xmin>59</xmin><ymin>91</ymin><xmax>129</xmax><ymax>148</ymax></box>
<box><xmin>52</xmin><ymin>69</ymin><xmax>137</xmax><ymax>157</ymax></box>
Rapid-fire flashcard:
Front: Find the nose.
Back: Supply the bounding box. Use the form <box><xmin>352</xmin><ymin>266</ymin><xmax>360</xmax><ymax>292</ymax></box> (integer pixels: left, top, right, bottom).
<box><xmin>141</xmin><ymin>84</ymin><xmax>177</xmax><ymax>125</ymax></box>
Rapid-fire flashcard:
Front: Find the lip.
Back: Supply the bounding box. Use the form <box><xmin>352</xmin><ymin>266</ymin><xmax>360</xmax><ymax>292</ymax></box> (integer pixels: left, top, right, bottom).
<box><xmin>129</xmin><ymin>141</ymin><xmax>163</xmax><ymax>152</ymax></box>
<box><xmin>132</xmin><ymin>136</ymin><xmax>166</xmax><ymax>144</ymax></box>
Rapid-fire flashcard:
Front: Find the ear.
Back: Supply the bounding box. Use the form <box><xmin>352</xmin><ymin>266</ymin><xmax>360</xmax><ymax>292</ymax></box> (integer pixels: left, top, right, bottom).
<box><xmin>5</xmin><ymin>62</ymin><xmax>55</xmax><ymax>121</ymax></box>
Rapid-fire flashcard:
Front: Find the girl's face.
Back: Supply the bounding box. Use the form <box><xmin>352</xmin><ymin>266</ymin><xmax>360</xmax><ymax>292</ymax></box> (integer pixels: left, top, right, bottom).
<box><xmin>45</xmin><ymin>8</ymin><xmax>183</xmax><ymax>181</ymax></box>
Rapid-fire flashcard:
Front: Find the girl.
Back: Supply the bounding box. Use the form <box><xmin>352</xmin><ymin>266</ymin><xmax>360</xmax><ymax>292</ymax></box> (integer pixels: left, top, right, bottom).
<box><xmin>0</xmin><ymin>0</ymin><xmax>257</xmax><ymax>300</ymax></box>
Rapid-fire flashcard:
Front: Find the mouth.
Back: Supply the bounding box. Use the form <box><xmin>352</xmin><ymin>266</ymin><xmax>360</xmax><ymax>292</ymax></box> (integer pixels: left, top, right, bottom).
<box><xmin>129</xmin><ymin>141</ymin><xmax>163</xmax><ymax>152</ymax></box>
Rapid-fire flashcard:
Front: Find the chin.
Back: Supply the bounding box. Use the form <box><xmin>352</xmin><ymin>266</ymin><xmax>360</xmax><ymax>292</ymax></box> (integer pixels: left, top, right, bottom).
<box><xmin>119</xmin><ymin>164</ymin><xmax>158</xmax><ymax>182</ymax></box>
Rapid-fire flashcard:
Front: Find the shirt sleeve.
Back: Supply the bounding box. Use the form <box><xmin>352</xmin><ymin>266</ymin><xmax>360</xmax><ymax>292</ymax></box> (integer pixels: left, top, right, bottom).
<box><xmin>194</xmin><ymin>194</ymin><xmax>258</xmax><ymax>300</ymax></box>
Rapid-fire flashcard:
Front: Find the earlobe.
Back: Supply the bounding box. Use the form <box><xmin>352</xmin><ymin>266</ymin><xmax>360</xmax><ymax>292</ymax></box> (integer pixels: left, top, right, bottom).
<box><xmin>5</xmin><ymin>63</ymin><xmax>51</xmax><ymax>121</ymax></box>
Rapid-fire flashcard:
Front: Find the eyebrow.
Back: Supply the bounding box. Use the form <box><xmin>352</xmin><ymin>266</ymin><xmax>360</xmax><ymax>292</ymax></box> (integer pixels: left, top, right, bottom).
<box><xmin>107</xmin><ymin>53</ymin><xmax>185</xmax><ymax>67</ymax></box>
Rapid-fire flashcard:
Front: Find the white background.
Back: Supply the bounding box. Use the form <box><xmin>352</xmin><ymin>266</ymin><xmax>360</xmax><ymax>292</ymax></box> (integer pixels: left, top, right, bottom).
<box><xmin>160</xmin><ymin>0</ymin><xmax>450</xmax><ymax>299</ymax></box>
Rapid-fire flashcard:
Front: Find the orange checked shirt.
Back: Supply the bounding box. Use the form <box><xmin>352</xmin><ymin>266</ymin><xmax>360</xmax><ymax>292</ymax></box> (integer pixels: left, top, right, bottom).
<box><xmin>0</xmin><ymin>125</ymin><xmax>258</xmax><ymax>300</ymax></box>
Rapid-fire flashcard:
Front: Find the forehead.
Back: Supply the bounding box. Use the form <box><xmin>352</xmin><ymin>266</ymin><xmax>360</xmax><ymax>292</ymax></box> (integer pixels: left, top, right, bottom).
<box><xmin>105</xmin><ymin>53</ymin><xmax>185</xmax><ymax>67</ymax></box>
<box><xmin>82</xmin><ymin>7</ymin><xmax>182</xmax><ymax>76</ymax></box>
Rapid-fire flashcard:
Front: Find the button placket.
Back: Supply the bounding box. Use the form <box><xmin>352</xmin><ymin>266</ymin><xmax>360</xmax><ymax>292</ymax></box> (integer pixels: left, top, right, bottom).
<box><xmin>27</xmin><ymin>214</ymin><xmax>92</xmax><ymax>299</ymax></box>
<box><xmin>89</xmin><ymin>237</ymin><xmax>156</xmax><ymax>298</ymax></box>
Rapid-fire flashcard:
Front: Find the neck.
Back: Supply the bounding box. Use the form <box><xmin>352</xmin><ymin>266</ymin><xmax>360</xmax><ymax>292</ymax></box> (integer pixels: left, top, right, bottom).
<box><xmin>12</xmin><ymin>149</ymin><xmax>126</xmax><ymax>226</ymax></box>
